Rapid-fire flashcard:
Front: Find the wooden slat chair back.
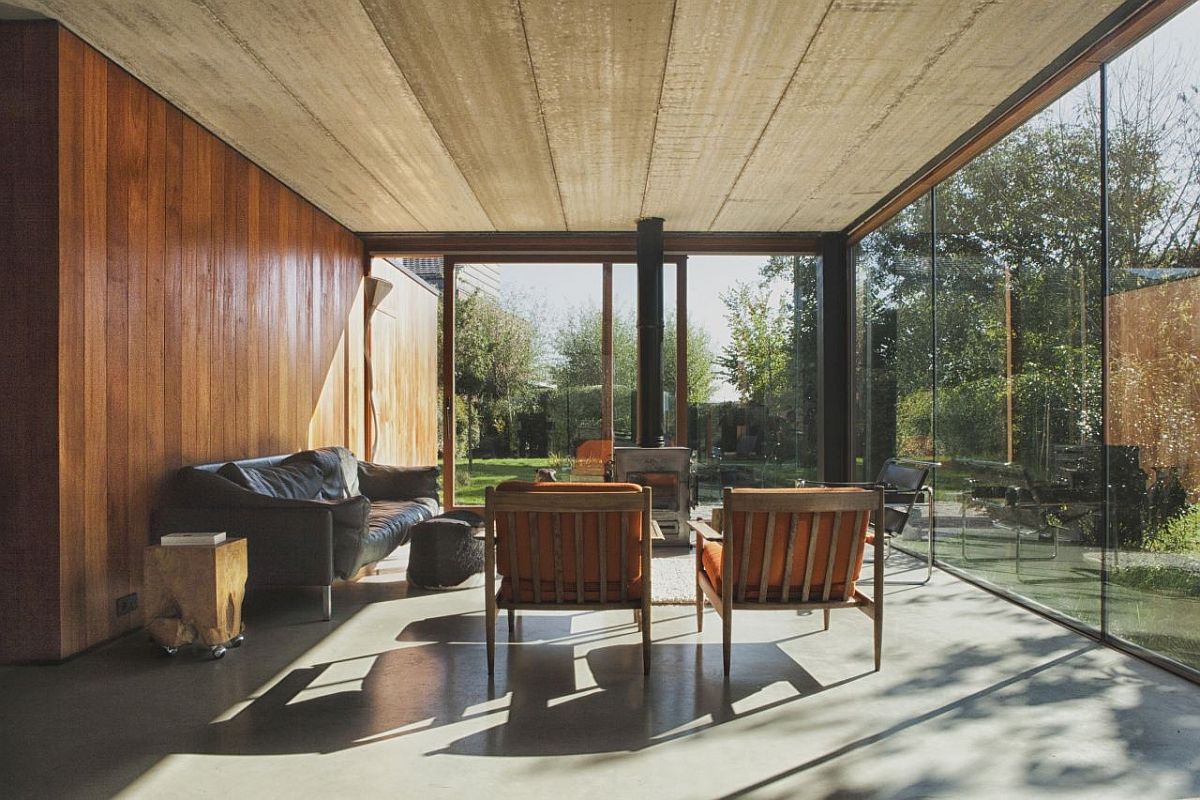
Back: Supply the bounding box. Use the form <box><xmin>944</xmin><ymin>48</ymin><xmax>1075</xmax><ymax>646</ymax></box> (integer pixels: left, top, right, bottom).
<box><xmin>484</xmin><ymin>481</ymin><xmax>653</xmax><ymax>675</ymax></box>
<box><xmin>691</xmin><ymin>487</ymin><xmax>885</xmax><ymax>676</ymax></box>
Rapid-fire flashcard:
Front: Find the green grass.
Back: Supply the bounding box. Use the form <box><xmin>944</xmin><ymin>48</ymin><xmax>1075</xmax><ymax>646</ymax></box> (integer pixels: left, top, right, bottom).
<box><xmin>452</xmin><ymin>457</ymin><xmax>554</xmax><ymax>505</ymax></box>
<box><xmin>1108</xmin><ymin>564</ymin><xmax>1200</xmax><ymax>598</ymax></box>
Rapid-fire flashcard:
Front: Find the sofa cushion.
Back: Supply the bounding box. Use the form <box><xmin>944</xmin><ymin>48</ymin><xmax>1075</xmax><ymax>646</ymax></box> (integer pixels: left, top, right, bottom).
<box><xmin>283</xmin><ymin>447</ymin><xmax>359</xmax><ymax>500</ymax></box>
<box><xmin>216</xmin><ymin>461</ymin><xmax>324</xmax><ymax>500</ymax></box>
<box><xmin>353</xmin><ymin>498</ymin><xmax>438</xmax><ymax>569</ymax></box>
<box><xmin>358</xmin><ymin>462</ymin><xmax>439</xmax><ymax>503</ymax></box>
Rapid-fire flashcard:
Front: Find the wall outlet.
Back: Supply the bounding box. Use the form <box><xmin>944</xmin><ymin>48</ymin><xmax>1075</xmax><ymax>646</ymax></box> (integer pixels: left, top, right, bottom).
<box><xmin>116</xmin><ymin>593</ymin><xmax>138</xmax><ymax>616</ymax></box>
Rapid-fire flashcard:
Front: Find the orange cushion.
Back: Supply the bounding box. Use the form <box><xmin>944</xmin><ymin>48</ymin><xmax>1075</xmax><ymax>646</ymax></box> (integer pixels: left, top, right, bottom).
<box><xmin>492</xmin><ymin>482</ymin><xmax>644</xmax><ymax>598</ymax></box>
<box><xmin>702</xmin><ymin>508</ymin><xmax>868</xmax><ymax>601</ymax></box>
<box><xmin>499</xmin><ymin>576</ymin><xmax>642</xmax><ymax>603</ymax></box>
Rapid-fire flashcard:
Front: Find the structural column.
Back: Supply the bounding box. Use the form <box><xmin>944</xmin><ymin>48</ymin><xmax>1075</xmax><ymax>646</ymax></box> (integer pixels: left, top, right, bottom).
<box><xmin>636</xmin><ymin>217</ymin><xmax>665</xmax><ymax>447</ymax></box>
<box><xmin>818</xmin><ymin>233</ymin><xmax>852</xmax><ymax>482</ymax></box>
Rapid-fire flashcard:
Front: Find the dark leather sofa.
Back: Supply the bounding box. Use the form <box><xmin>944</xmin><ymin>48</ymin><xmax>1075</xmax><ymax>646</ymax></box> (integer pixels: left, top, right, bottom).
<box><xmin>152</xmin><ymin>447</ymin><xmax>438</xmax><ymax>619</ymax></box>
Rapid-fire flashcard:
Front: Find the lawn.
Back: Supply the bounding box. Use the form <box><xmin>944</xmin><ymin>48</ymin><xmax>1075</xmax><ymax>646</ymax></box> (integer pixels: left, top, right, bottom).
<box><xmin>452</xmin><ymin>457</ymin><xmax>554</xmax><ymax>505</ymax></box>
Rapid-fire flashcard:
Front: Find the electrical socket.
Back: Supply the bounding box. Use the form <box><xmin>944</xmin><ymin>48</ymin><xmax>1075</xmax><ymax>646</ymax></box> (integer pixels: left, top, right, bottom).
<box><xmin>116</xmin><ymin>593</ymin><xmax>138</xmax><ymax>616</ymax></box>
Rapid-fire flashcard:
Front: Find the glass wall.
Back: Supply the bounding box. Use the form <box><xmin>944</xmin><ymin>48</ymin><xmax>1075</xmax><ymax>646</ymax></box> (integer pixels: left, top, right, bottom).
<box><xmin>687</xmin><ymin>255</ymin><xmax>819</xmax><ymax>509</ymax></box>
<box><xmin>452</xmin><ymin>262</ymin><xmax>603</xmax><ymax>504</ymax></box>
<box><xmin>1105</xmin><ymin>5</ymin><xmax>1200</xmax><ymax>669</ymax></box>
<box><xmin>936</xmin><ymin>77</ymin><xmax>1104</xmax><ymax>626</ymax></box>
<box><xmin>851</xmin><ymin>1</ymin><xmax>1200</xmax><ymax>676</ymax></box>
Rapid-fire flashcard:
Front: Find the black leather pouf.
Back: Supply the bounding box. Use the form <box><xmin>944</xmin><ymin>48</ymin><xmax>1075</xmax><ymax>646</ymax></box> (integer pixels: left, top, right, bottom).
<box><xmin>407</xmin><ymin>510</ymin><xmax>486</xmax><ymax>590</ymax></box>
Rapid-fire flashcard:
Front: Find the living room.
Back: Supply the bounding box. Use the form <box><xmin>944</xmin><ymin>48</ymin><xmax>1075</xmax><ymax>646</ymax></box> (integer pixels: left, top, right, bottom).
<box><xmin>2</xmin><ymin>1</ymin><xmax>1199</xmax><ymax>797</ymax></box>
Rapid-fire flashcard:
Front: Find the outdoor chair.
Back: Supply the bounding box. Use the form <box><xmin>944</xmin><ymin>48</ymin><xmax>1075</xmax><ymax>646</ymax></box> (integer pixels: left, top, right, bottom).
<box><xmin>572</xmin><ymin>438</ymin><xmax>612</xmax><ymax>481</ymax></box>
<box><xmin>690</xmin><ymin>487</ymin><xmax>885</xmax><ymax>676</ymax></box>
<box><xmin>483</xmin><ymin>481</ymin><xmax>654</xmax><ymax>675</ymax></box>
<box><xmin>798</xmin><ymin>458</ymin><xmax>936</xmax><ymax>585</ymax></box>
<box><xmin>956</xmin><ymin>459</ymin><xmax>1100</xmax><ymax>572</ymax></box>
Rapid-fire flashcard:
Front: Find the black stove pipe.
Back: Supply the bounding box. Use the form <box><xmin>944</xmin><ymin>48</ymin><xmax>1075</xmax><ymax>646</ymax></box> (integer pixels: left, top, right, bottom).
<box><xmin>636</xmin><ymin>217</ymin><xmax>665</xmax><ymax>448</ymax></box>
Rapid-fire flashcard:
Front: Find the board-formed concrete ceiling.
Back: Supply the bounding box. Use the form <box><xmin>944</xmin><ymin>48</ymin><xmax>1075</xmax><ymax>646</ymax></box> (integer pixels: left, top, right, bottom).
<box><xmin>13</xmin><ymin>0</ymin><xmax>1129</xmax><ymax>233</ymax></box>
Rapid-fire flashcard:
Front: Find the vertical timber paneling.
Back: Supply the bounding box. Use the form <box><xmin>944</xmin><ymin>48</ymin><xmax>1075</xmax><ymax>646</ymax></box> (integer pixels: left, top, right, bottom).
<box><xmin>0</xmin><ymin>25</ymin><xmax>370</xmax><ymax>662</ymax></box>
<box><xmin>368</xmin><ymin>260</ymin><xmax>439</xmax><ymax>466</ymax></box>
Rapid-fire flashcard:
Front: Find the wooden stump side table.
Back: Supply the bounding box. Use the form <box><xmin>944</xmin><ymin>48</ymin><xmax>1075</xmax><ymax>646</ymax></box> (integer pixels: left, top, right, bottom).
<box><xmin>143</xmin><ymin>537</ymin><xmax>247</xmax><ymax>659</ymax></box>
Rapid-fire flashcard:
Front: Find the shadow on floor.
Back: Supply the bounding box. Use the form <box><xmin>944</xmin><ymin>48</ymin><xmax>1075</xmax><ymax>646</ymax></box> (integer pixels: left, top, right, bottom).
<box><xmin>197</xmin><ymin>610</ymin><xmax>864</xmax><ymax>758</ymax></box>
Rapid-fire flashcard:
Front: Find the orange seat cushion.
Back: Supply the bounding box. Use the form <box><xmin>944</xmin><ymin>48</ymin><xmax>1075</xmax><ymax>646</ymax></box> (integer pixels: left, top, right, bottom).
<box><xmin>700</xmin><ymin>507</ymin><xmax>869</xmax><ymax>602</ymax></box>
<box><xmin>493</xmin><ymin>481</ymin><xmax>644</xmax><ymax>602</ymax></box>
<box><xmin>499</xmin><ymin>576</ymin><xmax>642</xmax><ymax>603</ymax></box>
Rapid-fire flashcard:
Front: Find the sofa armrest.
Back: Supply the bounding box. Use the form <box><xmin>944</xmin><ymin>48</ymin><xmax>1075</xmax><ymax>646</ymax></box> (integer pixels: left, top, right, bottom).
<box><xmin>358</xmin><ymin>462</ymin><xmax>440</xmax><ymax>504</ymax></box>
<box><xmin>152</xmin><ymin>504</ymin><xmax>339</xmax><ymax>587</ymax></box>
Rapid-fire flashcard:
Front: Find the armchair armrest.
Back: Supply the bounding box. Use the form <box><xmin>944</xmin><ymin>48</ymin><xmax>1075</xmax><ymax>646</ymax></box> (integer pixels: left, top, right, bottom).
<box><xmin>358</xmin><ymin>462</ymin><xmax>440</xmax><ymax>503</ymax></box>
<box><xmin>687</xmin><ymin>518</ymin><xmax>722</xmax><ymax>542</ymax></box>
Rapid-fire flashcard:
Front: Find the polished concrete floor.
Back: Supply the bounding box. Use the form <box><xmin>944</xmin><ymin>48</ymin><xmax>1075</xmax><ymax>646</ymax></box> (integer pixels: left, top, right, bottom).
<box><xmin>2</xmin><ymin>551</ymin><xmax>1199</xmax><ymax>799</ymax></box>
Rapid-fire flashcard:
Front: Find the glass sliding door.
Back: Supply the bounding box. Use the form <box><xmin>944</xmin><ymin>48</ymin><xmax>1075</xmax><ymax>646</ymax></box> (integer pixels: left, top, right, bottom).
<box><xmin>450</xmin><ymin>261</ymin><xmax>603</xmax><ymax>505</ymax></box>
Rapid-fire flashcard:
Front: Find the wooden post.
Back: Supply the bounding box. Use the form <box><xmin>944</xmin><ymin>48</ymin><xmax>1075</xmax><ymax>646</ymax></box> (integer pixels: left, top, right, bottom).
<box><xmin>676</xmin><ymin>256</ymin><xmax>688</xmax><ymax>448</ymax></box>
<box><xmin>602</xmin><ymin>262</ymin><xmax>614</xmax><ymax>445</ymax></box>
<box><xmin>443</xmin><ymin>257</ymin><xmax>456</xmax><ymax>508</ymax></box>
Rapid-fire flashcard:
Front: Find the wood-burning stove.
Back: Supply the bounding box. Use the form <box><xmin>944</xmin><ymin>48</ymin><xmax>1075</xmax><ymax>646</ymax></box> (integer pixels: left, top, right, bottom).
<box><xmin>614</xmin><ymin>446</ymin><xmax>692</xmax><ymax>547</ymax></box>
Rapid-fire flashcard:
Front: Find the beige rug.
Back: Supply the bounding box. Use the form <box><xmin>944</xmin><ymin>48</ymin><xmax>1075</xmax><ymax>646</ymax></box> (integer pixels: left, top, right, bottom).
<box><xmin>650</xmin><ymin>551</ymin><xmax>698</xmax><ymax>605</ymax></box>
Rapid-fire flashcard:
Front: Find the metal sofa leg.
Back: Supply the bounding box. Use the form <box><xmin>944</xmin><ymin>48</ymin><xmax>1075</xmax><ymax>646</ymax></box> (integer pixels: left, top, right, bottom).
<box><xmin>322</xmin><ymin>586</ymin><xmax>332</xmax><ymax>621</ymax></box>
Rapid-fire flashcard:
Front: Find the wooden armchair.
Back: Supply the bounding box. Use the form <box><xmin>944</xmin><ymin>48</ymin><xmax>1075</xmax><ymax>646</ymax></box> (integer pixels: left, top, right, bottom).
<box><xmin>572</xmin><ymin>438</ymin><xmax>613</xmax><ymax>481</ymax></box>
<box><xmin>483</xmin><ymin>481</ymin><xmax>653</xmax><ymax>675</ymax></box>
<box><xmin>690</xmin><ymin>487</ymin><xmax>885</xmax><ymax>676</ymax></box>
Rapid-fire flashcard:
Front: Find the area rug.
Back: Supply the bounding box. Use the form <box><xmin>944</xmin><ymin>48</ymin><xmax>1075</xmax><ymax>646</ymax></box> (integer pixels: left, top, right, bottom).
<box><xmin>650</xmin><ymin>552</ymin><xmax>698</xmax><ymax>605</ymax></box>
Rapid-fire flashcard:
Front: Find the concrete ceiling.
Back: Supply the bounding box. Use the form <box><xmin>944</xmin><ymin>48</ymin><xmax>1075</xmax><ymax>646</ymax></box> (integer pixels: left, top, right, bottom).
<box><xmin>13</xmin><ymin>0</ymin><xmax>1128</xmax><ymax>233</ymax></box>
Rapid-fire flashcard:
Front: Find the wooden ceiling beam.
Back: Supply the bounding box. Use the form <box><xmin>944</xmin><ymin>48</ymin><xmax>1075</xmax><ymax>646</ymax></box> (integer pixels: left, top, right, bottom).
<box><xmin>844</xmin><ymin>0</ymin><xmax>1193</xmax><ymax>246</ymax></box>
<box><xmin>361</xmin><ymin>231</ymin><xmax>822</xmax><ymax>257</ymax></box>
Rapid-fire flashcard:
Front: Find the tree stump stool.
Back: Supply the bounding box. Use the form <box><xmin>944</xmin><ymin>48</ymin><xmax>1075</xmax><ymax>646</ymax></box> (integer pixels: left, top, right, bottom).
<box><xmin>407</xmin><ymin>510</ymin><xmax>486</xmax><ymax>590</ymax></box>
<box><xmin>143</xmin><ymin>537</ymin><xmax>247</xmax><ymax>659</ymax></box>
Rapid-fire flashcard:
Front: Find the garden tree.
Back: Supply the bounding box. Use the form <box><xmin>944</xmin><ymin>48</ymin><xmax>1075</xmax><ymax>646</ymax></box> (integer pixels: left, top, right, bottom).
<box><xmin>718</xmin><ymin>256</ymin><xmax>820</xmax><ymax>466</ymax></box>
<box><xmin>454</xmin><ymin>291</ymin><xmax>541</xmax><ymax>465</ymax></box>
<box><xmin>548</xmin><ymin>304</ymin><xmax>715</xmax><ymax>449</ymax></box>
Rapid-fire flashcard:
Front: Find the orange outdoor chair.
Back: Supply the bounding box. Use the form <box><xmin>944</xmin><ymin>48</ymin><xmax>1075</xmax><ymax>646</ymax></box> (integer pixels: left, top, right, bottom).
<box><xmin>572</xmin><ymin>438</ymin><xmax>613</xmax><ymax>481</ymax></box>
<box><xmin>690</xmin><ymin>486</ymin><xmax>885</xmax><ymax>676</ymax></box>
<box><xmin>484</xmin><ymin>481</ymin><xmax>654</xmax><ymax>674</ymax></box>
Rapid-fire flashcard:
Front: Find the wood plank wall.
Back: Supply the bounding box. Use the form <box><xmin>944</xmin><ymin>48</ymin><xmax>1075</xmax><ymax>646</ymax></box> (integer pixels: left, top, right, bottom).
<box><xmin>367</xmin><ymin>260</ymin><xmax>439</xmax><ymax>466</ymax></box>
<box><xmin>1</xmin><ymin>23</ymin><xmax>369</xmax><ymax>662</ymax></box>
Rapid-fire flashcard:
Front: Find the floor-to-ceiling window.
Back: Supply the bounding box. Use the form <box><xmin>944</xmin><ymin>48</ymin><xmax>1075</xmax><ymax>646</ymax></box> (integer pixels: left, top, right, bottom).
<box><xmin>851</xmin><ymin>1</ymin><xmax>1200</xmax><ymax>678</ymax></box>
<box><xmin>1104</xmin><ymin>4</ymin><xmax>1200</xmax><ymax>670</ymax></box>
<box><xmin>687</xmin><ymin>255</ymin><xmax>819</xmax><ymax>506</ymax></box>
<box><xmin>935</xmin><ymin>76</ymin><xmax>1104</xmax><ymax>626</ymax></box>
<box><xmin>852</xmin><ymin>195</ymin><xmax>934</xmax><ymax>554</ymax></box>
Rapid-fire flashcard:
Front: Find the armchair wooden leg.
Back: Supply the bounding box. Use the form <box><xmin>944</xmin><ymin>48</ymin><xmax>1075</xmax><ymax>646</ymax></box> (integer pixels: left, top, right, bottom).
<box><xmin>874</xmin><ymin>605</ymin><xmax>883</xmax><ymax>672</ymax></box>
<box><xmin>722</xmin><ymin>608</ymin><xmax>732</xmax><ymax>677</ymax></box>
<box><xmin>507</xmin><ymin>608</ymin><xmax>515</xmax><ymax>635</ymax></box>
<box><xmin>695</xmin><ymin>543</ymin><xmax>704</xmax><ymax>632</ymax></box>
<box><xmin>486</xmin><ymin>601</ymin><xmax>496</xmax><ymax>675</ymax></box>
<box><xmin>823</xmin><ymin>609</ymin><xmax>830</xmax><ymax>631</ymax></box>
<box><xmin>641</xmin><ymin>596</ymin><xmax>652</xmax><ymax>675</ymax></box>
<box><xmin>634</xmin><ymin>608</ymin><xmax>642</xmax><ymax>631</ymax></box>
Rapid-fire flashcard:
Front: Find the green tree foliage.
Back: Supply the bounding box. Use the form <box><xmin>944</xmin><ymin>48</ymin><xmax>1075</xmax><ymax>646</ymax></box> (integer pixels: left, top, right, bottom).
<box><xmin>454</xmin><ymin>291</ymin><xmax>541</xmax><ymax>463</ymax></box>
<box><xmin>548</xmin><ymin>304</ymin><xmax>716</xmax><ymax>449</ymax></box>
